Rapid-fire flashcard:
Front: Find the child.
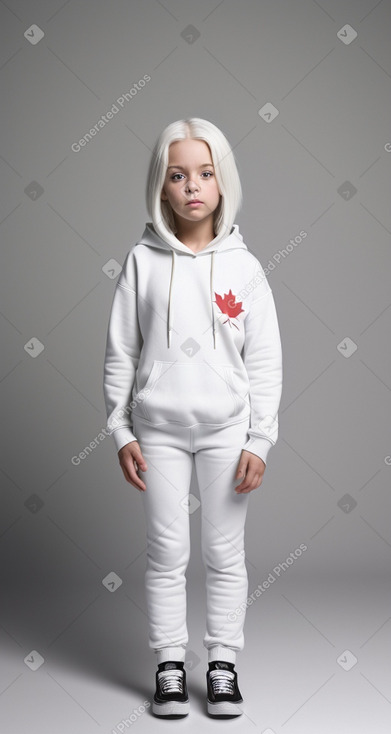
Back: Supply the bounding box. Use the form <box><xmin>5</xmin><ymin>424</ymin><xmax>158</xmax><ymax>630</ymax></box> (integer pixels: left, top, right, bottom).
<box><xmin>103</xmin><ymin>118</ymin><xmax>283</xmax><ymax>717</ymax></box>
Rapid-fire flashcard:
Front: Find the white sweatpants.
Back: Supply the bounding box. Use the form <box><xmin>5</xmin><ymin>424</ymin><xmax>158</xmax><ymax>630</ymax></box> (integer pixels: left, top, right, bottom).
<box><xmin>132</xmin><ymin>413</ymin><xmax>252</xmax><ymax>666</ymax></box>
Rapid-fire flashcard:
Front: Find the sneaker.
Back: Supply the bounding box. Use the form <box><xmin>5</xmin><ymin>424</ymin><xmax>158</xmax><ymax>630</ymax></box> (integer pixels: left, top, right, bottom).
<box><xmin>152</xmin><ymin>661</ymin><xmax>189</xmax><ymax>717</ymax></box>
<box><xmin>206</xmin><ymin>660</ymin><xmax>243</xmax><ymax>716</ymax></box>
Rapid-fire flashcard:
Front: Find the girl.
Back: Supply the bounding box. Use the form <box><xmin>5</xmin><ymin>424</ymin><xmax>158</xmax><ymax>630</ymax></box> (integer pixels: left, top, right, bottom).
<box><xmin>103</xmin><ymin>118</ymin><xmax>283</xmax><ymax>717</ymax></box>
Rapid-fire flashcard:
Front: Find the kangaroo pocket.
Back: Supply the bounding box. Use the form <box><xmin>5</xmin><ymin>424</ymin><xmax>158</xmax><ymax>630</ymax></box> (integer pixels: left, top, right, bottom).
<box><xmin>132</xmin><ymin>360</ymin><xmax>249</xmax><ymax>425</ymax></box>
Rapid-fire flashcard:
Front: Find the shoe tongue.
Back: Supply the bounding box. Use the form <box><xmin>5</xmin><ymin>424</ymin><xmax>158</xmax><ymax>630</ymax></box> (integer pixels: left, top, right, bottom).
<box><xmin>215</xmin><ymin>661</ymin><xmax>229</xmax><ymax>669</ymax></box>
<box><xmin>163</xmin><ymin>662</ymin><xmax>178</xmax><ymax>670</ymax></box>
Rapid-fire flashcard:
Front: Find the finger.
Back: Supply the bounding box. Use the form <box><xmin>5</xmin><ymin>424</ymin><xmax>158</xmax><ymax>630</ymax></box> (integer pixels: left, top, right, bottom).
<box><xmin>119</xmin><ymin>443</ymin><xmax>148</xmax><ymax>472</ymax></box>
<box><xmin>235</xmin><ymin>467</ymin><xmax>253</xmax><ymax>492</ymax></box>
<box><xmin>236</xmin><ymin>472</ymin><xmax>261</xmax><ymax>493</ymax></box>
<box><xmin>131</xmin><ymin>466</ymin><xmax>147</xmax><ymax>491</ymax></box>
<box><xmin>235</xmin><ymin>461</ymin><xmax>248</xmax><ymax>479</ymax></box>
<box><xmin>132</xmin><ymin>448</ymin><xmax>147</xmax><ymax>471</ymax></box>
<box><xmin>122</xmin><ymin>460</ymin><xmax>147</xmax><ymax>491</ymax></box>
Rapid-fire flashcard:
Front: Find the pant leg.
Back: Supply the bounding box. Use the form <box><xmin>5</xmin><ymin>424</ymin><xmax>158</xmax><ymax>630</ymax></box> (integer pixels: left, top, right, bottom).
<box><xmin>193</xmin><ymin>419</ymin><xmax>251</xmax><ymax>663</ymax></box>
<box><xmin>132</xmin><ymin>416</ymin><xmax>193</xmax><ymax>662</ymax></box>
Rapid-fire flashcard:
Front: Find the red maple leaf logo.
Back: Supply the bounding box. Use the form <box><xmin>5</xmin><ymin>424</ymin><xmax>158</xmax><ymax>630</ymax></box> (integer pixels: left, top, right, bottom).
<box><xmin>214</xmin><ymin>289</ymin><xmax>244</xmax><ymax>330</ymax></box>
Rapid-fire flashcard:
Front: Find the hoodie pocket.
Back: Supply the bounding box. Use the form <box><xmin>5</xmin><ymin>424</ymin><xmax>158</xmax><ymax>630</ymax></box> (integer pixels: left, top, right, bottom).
<box><xmin>132</xmin><ymin>360</ymin><xmax>248</xmax><ymax>425</ymax></box>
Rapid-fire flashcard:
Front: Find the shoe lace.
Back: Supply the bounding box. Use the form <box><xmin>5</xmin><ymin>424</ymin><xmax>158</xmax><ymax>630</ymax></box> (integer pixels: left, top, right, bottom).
<box><xmin>159</xmin><ymin>669</ymin><xmax>184</xmax><ymax>694</ymax></box>
<box><xmin>210</xmin><ymin>669</ymin><xmax>235</xmax><ymax>695</ymax></box>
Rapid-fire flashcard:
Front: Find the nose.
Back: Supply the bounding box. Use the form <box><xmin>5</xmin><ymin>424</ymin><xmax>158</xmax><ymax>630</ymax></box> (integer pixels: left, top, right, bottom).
<box><xmin>186</xmin><ymin>179</ymin><xmax>199</xmax><ymax>192</ymax></box>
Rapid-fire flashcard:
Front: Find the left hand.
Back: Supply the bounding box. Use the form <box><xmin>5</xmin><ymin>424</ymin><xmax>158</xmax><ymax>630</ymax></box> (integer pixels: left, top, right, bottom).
<box><xmin>235</xmin><ymin>450</ymin><xmax>266</xmax><ymax>493</ymax></box>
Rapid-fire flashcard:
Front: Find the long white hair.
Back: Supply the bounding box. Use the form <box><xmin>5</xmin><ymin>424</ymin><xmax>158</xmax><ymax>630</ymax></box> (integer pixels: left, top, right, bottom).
<box><xmin>145</xmin><ymin>118</ymin><xmax>243</xmax><ymax>246</ymax></box>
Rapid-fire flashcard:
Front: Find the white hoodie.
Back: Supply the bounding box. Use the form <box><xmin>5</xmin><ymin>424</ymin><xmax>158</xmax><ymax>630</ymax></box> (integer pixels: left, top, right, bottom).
<box><xmin>103</xmin><ymin>222</ymin><xmax>283</xmax><ymax>464</ymax></box>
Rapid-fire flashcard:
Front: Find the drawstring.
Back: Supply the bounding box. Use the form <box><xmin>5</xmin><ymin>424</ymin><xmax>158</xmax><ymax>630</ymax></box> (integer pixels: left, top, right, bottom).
<box><xmin>210</xmin><ymin>250</ymin><xmax>216</xmax><ymax>349</ymax></box>
<box><xmin>167</xmin><ymin>249</ymin><xmax>175</xmax><ymax>348</ymax></box>
<box><xmin>167</xmin><ymin>249</ymin><xmax>216</xmax><ymax>350</ymax></box>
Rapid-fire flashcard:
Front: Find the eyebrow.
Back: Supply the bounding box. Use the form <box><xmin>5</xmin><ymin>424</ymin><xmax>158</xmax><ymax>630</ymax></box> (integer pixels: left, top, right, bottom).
<box><xmin>167</xmin><ymin>163</ymin><xmax>214</xmax><ymax>170</ymax></box>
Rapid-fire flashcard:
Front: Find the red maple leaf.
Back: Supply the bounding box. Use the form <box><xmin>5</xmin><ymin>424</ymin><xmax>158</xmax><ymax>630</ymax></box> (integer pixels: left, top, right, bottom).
<box><xmin>214</xmin><ymin>289</ymin><xmax>244</xmax><ymax>319</ymax></box>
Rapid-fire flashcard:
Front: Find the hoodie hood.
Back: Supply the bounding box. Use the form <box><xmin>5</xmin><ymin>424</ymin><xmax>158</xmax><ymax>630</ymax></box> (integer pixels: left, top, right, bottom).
<box><xmin>136</xmin><ymin>222</ymin><xmax>248</xmax><ymax>349</ymax></box>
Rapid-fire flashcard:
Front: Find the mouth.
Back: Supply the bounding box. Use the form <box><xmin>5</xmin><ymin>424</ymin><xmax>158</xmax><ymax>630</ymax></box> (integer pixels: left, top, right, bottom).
<box><xmin>186</xmin><ymin>200</ymin><xmax>203</xmax><ymax>205</ymax></box>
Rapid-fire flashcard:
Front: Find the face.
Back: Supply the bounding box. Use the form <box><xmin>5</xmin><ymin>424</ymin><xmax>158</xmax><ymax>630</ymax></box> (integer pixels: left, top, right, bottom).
<box><xmin>161</xmin><ymin>138</ymin><xmax>221</xmax><ymax>230</ymax></box>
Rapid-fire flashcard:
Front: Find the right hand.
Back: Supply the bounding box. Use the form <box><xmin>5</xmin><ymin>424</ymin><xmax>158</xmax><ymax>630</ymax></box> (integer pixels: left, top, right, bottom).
<box><xmin>118</xmin><ymin>441</ymin><xmax>148</xmax><ymax>492</ymax></box>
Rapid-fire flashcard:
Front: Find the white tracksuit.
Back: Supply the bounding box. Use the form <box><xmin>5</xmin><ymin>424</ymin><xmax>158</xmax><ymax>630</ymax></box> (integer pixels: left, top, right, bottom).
<box><xmin>103</xmin><ymin>222</ymin><xmax>283</xmax><ymax>664</ymax></box>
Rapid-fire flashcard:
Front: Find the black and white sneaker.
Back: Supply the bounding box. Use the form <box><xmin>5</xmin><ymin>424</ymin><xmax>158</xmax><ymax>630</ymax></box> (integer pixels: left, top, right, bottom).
<box><xmin>206</xmin><ymin>660</ymin><xmax>243</xmax><ymax>716</ymax></box>
<box><xmin>152</xmin><ymin>661</ymin><xmax>189</xmax><ymax>717</ymax></box>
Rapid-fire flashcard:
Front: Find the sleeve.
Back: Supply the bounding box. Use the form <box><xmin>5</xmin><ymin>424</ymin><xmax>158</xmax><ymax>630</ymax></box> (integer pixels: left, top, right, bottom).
<box><xmin>103</xmin><ymin>250</ymin><xmax>143</xmax><ymax>452</ymax></box>
<box><xmin>241</xmin><ymin>263</ymin><xmax>283</xmax><ymax>465</ymax></box>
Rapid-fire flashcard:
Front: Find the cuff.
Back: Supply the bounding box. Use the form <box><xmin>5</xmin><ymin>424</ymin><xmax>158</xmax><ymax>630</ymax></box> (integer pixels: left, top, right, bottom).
<box><xmin>111</xmin><ymin>426</ymin><xmax>138</xmax><ymax>453</ymax></box>
<box><xmin>156</xmin><ymin>646</ymin><xmax>186</xmax><ymax>664</ymax></box>
<box><xmin>242</xmin><ymin>436</ymin><xmax>274</xmax><ymax>465</ymax></box>
<box><xmin>207</xmin><ymin>645</ymin><xmax>236</xmax><ymax>664</ymax></box>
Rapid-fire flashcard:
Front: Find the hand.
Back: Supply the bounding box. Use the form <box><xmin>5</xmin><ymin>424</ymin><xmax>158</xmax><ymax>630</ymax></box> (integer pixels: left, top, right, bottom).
<box><xmin>235</xmin><ymin>450</ymin><xmax>266</xmax><ymax>493</ymax></box>
<box><xmin>118</xmin><ymin>441</ymin><xmax>148</xmax><ymax>492</ymax></box>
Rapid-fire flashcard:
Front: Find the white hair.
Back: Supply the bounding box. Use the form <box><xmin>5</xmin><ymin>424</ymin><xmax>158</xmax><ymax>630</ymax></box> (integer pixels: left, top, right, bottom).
<box><xmin>145</xmin><ymin>118</ymin><xmax>243</xmax><ymax>245</ymax></box>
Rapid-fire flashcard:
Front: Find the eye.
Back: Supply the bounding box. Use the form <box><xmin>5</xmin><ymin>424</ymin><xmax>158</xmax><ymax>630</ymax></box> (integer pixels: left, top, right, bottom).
<box><xmin>169</xmin><ymin>170</ymin><xmax>214</xmax><ymax>181</ymax></box>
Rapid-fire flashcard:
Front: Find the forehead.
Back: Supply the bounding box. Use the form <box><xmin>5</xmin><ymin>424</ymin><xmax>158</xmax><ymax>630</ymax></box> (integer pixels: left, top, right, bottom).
<box><xmin>167</xmin><ymin>138</ymin><xmax>212</xmax><ymax>163</ymax></box>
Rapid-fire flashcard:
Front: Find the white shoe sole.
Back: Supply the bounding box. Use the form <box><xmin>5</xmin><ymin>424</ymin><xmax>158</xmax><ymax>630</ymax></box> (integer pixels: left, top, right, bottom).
<box><xmin>152</xmin><ymin>699</ymin><xmax>189</xmax><ymax>716</ymax></box>
<box><xmin>207</xmin><ymin>700</ymin><xmax>243</xmax><ymax>716</ymax></box>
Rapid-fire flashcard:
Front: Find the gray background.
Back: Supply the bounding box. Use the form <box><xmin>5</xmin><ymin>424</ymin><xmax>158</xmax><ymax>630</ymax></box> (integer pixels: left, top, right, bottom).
<box><xmin>1</xmin><ymin>0</ymin><xmax>390</xmax><ymax>732</ymax></box>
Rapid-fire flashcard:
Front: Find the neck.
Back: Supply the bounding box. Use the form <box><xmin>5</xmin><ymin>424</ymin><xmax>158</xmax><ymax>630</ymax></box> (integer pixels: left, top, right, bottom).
<box><xmin>174</xmin><ymin>217</ymin><xmax>216</xmax><ymax>253</ymax></box>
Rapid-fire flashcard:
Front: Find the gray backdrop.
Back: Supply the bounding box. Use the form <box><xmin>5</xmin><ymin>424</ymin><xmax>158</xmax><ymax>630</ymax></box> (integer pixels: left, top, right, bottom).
<box><xmin>1</xmin><ymin>1</ymin><xmax>390</xmax><ymax>732</ymax></box>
